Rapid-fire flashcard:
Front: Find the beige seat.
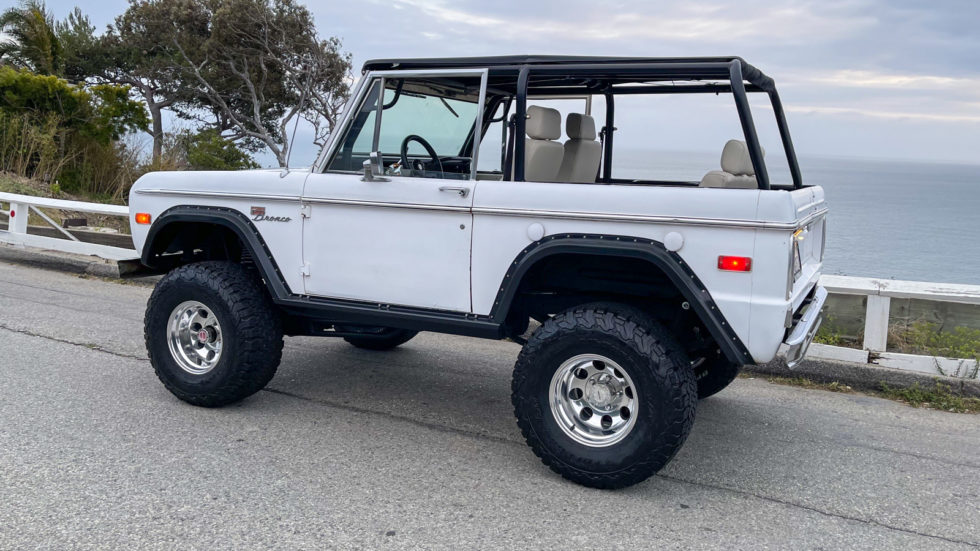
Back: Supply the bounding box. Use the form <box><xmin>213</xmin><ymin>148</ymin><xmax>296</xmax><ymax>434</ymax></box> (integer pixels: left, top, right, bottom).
<box><xmin>556</xmin><ymin>113</ymin><xmax>601</xmax><ymax>183</ymax></box>
<box><xmin>523</xmin><ymin>105</ymin><xmax>564</xmax><ymax>182</ymax></box>
<box><xmin>700</xmin><ymin>140</ymin><xmax>765</xmax><ymax>189</ymax></box>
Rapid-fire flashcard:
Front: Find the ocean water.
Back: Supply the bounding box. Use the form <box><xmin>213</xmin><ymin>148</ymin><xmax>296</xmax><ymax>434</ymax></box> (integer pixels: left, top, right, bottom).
<box><xmin>613</xmin><ymin>149</ymin><xmax>980</xmax><ymax>286</ymax></box>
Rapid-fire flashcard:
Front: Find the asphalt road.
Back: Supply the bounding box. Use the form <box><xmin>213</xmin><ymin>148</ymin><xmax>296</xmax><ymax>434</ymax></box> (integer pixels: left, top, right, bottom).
<box><xmin>1</xmin><ymin>260</ymin><xmax>978</xmax><ymax>550</ymax></box>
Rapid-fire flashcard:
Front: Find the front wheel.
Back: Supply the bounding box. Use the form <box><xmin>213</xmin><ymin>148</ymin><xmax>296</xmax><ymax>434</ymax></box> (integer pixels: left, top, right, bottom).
<box><xmin>144</xmin><ymin>261</ymin><xmax>283</xmax><ymax>407</ymax></box>
<box><xmin>693</xmin><ymin>351</ymin><xmax>741</xmax><ymax>399</ymax></box>
<box><xmin>512</xmin><ymin>303</ymin><xmax>697</xmax><ymax>489</ymax></box>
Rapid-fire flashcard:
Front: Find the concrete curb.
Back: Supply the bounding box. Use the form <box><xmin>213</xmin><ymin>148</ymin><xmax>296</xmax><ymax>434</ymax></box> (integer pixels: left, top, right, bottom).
<box><xmin>0</xmin><ymin>243</ymin><xmax>158</xmax><ymax>286</ymax></box>
<box><xmin>748</xmin><ymin>355</ymin><xmax>980</xmax><ymax>398</ymax></box>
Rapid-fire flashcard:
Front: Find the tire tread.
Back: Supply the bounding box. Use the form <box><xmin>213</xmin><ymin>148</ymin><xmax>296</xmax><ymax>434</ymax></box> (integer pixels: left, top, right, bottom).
<box><xmin>144</xmin><ymin>261</ymin><xmax>283</xmax><ymax>407</ymax></box>
<box><xmin>512</xmin><ymin>302</ymin><xmax>697</xmax><ymax>489</ymax></box>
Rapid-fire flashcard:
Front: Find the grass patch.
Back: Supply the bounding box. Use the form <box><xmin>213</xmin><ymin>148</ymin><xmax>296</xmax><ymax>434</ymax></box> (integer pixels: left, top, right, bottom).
<box><xmin>896</xmin><ymin>321</ymin><xmax>980</xmax><ymax>365</ymax></box>
<box><xmin>813</xmin><ymin>315</ymin><xmax>861</xmax><ymax>348</ymax></box>
<box><xmin>748</xmin><ymin>374</ymin><xmax>854</xmax><ymax>393</ymax></box>
<box><xmin>746</xmin><ymin>373</ymin><xmax>979</xmax><ymax>414</ymax></box>
<box><xmin>1</xmin><ymin>172</ymin><xmax>130</xmax><ymax>234</ymax></box>
<box><xmin>880</xmin><ymin>382</ymin><xmax>980</xmax><ymax>414</ymax></box>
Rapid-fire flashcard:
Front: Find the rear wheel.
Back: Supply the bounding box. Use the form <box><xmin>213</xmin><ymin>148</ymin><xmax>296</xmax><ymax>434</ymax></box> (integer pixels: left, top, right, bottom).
<box><xmin>144</xmin><ymin>261</ymin><xmax>283</xmax><ymax>407</ymax></box>
<box><xmin>343</xmin><ymin>327</ymin><xmax>418</xmax><ymax>351</ymax></box>
<box><xmin>512</xmin><ymin>303</ymin><xmax>697</xmax><ymax>489</ymax></box>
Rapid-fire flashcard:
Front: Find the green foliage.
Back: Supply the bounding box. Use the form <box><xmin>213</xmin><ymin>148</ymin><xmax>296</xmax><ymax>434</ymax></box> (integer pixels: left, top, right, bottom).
<box><xmin>171</xmin><ymin>129</ymin><xmax>258</xmax><ymax>171</ymax></box>
<box><xmin>0</xmin><ymin>110</ymin><xmax>65</xmax><ymax>180</ymax></box>
<box><xmin>904</xmin><ymin>321</ymin><xmax>980</xmax><ymax>361</ymax></box>
<box><xmin>880</xmin><ymin>382</ymin><xmax>980</xmax><ymax>414</ymax></box>
<box><xmin>814</xmin><ymin>315</ymin><xmax>860</xmax><ymax>347</ymax></box>
<box><xmin>0</xmin><ymin>0</ymin><xmax>63</xmax><ymax>75</ymax></box>
<box><xmin>55</xmin><ymin>7</ymin><xmax>97</xmax><ymax>83</ymax></box>
<box><xmin>0</xmin><ymin>66</ymin><xmax>148</xmax><ymax>197</ymax></box>
<box><xmin>0</xmin><ymin>66</ymin><xmax>148</xmax><ymax>143</ymax></box>
<box><xmin>0</xmin><ymin>1</ymin><xmax>349</xmax><ymax>194</ymax></box>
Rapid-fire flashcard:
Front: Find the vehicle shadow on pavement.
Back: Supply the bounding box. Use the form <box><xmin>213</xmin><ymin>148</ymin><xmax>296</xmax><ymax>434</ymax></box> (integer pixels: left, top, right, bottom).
<box><xmin>266</xmin><ymin>335</ymin><xmax>790</xmax><ymax>486</ymax></box>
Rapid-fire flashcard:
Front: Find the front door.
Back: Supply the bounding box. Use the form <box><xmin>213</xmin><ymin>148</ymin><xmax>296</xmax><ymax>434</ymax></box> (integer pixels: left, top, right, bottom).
<box><xmin>301</xmin><ymin>70</ymin><xmax>487</xmax><ymax>312</ymax></box>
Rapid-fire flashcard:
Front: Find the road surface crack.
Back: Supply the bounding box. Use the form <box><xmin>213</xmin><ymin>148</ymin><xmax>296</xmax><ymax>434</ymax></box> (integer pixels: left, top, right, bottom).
<box><xmin>659</xmin><ymin>474</ymin><xmax>978</xmax><ymax>548</ymax></box>
<box><xmin>262</xmin><ymin>387</ymin><xmax>522</xmax><ymax>446</ymax></box>
<box><xmin>0</xmin><ymin>323</ymin><xmax>148</xmax><ymax>362</ymax></box>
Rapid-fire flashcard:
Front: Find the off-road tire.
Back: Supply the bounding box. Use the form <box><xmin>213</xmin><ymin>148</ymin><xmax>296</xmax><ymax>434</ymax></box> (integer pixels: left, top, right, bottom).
<box><xmin>344</xmin><ymin>328</ymin><xmax>418</xmax><ymax>350</ymax></box>
<box><xmin>693</xmin><ymin>352</ymin><xmax>741</xmax><ymax>399</ymax></box>
<box><xmin>144</xmin><ymin>261</ymin><xmax>283</xmax><ymax>407</ymax></box>
<box><xmin>512</xmin><ymin>303</ymin><xmax>697</xmax><ymax>489</ymax></box>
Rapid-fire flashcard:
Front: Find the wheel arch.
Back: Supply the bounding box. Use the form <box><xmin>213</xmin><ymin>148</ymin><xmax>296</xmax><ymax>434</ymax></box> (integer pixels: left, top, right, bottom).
<box><xmin>490</xmin><ymin>234</ymin><xmax>752</xmax><ymax>366</ymax></box>
<box><xmin>141</xmin><ymin>206</ymin><xmax>291</xmax><ymax>299</ymax></box>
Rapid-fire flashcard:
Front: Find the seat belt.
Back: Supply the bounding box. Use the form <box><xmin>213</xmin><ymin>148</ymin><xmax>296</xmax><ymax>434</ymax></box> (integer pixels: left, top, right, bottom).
<box><xmin>598</xmin><ymin>125</ymin><xmax>616</xmax><ymax>182</ymax></box>
<box><xmin>503</xmin><ymin>114</ymin><xmax>518</xmax><ymax>181</ymax></box>
<box><xmin>597</xmin><ymin>126</ymin><xmax>606</xmax><ymax>181</ymax></box>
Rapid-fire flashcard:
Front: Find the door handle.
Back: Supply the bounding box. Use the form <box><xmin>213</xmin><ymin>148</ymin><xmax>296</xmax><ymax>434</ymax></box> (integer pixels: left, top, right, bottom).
<box><xmin>439</xmin><ymin>186</ymin><xmax>470</xmax><ymax>198</ymax></box>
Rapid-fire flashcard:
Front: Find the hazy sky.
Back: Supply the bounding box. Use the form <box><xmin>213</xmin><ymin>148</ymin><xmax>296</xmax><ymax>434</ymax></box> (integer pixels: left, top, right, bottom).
<box><xmin>38</xmin><ymin>0</ymin><xmax>980</xmax><ymax>166</ymax></box>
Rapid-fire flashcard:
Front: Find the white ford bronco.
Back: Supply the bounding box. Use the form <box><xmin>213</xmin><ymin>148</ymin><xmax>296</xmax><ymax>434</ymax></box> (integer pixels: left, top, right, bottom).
<box><xmin>130</xmin><ymin>56</ymin><xmax>827</xmax><ymax>489</ymax></box>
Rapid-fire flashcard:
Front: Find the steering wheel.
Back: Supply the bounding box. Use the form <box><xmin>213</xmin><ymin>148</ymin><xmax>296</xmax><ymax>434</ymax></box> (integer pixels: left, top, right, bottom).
<box><xmin>400</xmin><ymin>134</ymin><xmax>443</xmax><ymax>175</ymax></box>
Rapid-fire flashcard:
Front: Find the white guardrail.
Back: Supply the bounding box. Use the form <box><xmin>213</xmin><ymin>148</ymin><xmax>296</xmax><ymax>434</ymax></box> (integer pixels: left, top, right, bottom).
<box><xmin>1</xmin><ymin>191</ymin><xmax>977</xmax><ymax>379</ymax></box>
<box><xmin>0</xmin><ymin>191</ymin><xmax>135</xmax><ymax>261</ymax></box>
<box><xmin>815</xmin><ymin>275</ymin><xmax>980</xmax><ymax>379</ymax></box>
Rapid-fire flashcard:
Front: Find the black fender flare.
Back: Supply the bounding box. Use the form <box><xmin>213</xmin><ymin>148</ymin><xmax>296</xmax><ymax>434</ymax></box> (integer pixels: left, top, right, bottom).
<box><xmin>141</xmin><ymin>205</ymin><xmax>292</xmax><ymax>299</ymax></box>
<box><xmin>488</xmin><ymin>234</ymin><xmax>752</xmax><ymax>366</ymax></box>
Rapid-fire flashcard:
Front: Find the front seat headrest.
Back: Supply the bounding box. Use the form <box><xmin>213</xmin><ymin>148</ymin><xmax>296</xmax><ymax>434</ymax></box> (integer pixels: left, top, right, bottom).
<box><xmin>565</xmin><ymin>113</ymin><xmax>597</xmax><ymax>141</ymax></box>
<box><xmin>526</xmin><ymin>105</ymin><xmax>561</xmax><ymax>140</ymax></box>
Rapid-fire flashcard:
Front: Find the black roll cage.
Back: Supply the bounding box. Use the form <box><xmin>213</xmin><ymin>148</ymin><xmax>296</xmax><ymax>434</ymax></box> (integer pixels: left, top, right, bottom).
<box><xmin>362</xmin><ymin>55</ymin><xmax>803</xmax><ymax>190</ymax></box>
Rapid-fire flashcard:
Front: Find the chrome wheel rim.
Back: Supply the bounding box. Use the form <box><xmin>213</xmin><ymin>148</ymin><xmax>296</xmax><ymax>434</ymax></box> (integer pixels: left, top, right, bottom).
<box><xmin>549</xmin><ymin>354</ymin><xmax>638</xmax><ymax>447</ymax></box>
<box><xmin>167</xmin><ymin>301</ymin><xmax>223</xmax><ymax>375</ymax></box>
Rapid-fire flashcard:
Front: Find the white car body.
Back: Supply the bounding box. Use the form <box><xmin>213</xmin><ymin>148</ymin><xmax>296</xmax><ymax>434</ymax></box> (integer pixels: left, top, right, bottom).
<box><xmin>130</xmin><ymin>56</ymin><xmax>827</xmax><ymax>367</ymax></box>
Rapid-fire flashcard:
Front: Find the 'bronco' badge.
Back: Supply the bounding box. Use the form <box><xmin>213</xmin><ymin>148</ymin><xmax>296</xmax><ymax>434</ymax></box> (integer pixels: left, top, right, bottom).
<box><xmin>251</xmin><ymin>206</ymin><xmax>291</xmax><ymax>223</ymax></box>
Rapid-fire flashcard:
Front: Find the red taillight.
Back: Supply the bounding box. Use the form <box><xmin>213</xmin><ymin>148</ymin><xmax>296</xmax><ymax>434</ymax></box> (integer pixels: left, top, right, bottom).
<box><xmin>135</xmin><ymin>212</ymin><xmax>152</xmax><ymax>225</ymax></box>
<box><xmin>718</xmin><ymin>255</ymin><xmax>752</xmax><ymax>272</ymax></box>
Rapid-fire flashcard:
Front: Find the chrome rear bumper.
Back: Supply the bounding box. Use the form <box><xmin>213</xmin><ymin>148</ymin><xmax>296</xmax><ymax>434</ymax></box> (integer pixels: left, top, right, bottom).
<box><xmin>780</xmin><ymin>286</ymin><xmax>827</xmax><ymax>368</ymax></box>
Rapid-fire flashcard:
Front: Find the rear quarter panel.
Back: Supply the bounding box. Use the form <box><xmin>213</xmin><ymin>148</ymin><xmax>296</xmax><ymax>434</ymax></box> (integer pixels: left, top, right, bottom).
<box><xmin>472</xmin><ymin>182</ymin><xmax>760</xmax><ymax>350</ymax></box>
<box><xmin>472</xmin><ymin>182</ymin><xmax>826</xmax><ymax>364</ymax></box>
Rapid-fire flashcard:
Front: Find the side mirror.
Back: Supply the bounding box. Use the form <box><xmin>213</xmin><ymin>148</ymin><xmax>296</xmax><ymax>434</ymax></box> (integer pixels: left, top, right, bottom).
<box><xmin>361</xmin><ymin>152</ymin><xmax>389</xmax><ymax>182</ymax></box>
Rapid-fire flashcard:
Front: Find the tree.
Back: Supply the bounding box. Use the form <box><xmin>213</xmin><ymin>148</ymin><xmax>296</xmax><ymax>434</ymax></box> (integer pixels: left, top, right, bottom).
<box><xmin>176</xmin><ymin>129</ymin><xmax>259</xmax><ymax>170</ymax></box>
<box><xmin>95</xmin><ymin>0</ymin><xmax>209</xmax><ymax>164</ymax></box>
<box><xmin>55</xmin><ymin>7</ymin><xmax>97</xmax><ymax>83</ymax></box>
<box><xmin>173</xmin><ymin>0</ymin><xmax>351</xmax><ymax>167</ymax></box>
<box><xmin>0</xmin><ymin>0</ymin><xmax>64</xmax><ymax>76</ymax></box>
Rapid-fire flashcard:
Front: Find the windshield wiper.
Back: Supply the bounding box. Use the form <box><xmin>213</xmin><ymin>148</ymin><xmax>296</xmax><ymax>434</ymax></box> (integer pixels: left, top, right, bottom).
<box><xmin>440</xmin><ymin>97</ymin><xmax>459</xmax><ymax>118</ymax></box>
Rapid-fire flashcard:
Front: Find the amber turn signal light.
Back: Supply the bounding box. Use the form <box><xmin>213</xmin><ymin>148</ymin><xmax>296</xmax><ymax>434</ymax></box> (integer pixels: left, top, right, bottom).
<box><xmin>718</xmin><ymin>255</ymin><xmax>751</xmax><ymax>272</ymax></box>
<box><xmin>135</xmin><ymin>212</ymin><xmax>152</xmax><ymax>225</ymax></box>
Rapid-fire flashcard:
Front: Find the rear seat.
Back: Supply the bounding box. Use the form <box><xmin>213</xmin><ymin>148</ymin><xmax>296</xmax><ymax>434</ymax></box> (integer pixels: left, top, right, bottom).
<box><xmin>700</xmin><ymin>140</ymin><xmax>764</xmax><ymax>189</ymax></box>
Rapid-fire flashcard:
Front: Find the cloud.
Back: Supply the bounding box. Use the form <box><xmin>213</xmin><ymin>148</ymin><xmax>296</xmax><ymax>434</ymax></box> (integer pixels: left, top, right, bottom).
<box><xmin>386</xmin><ymin>0</ymin><xmax>875</xmax><ymax>43</ymax></box>
<box><xmin>784</xmin><ymin>104</ymin><xmax>980</xmax><ymax>123</ymax></box>
<box><xmin>807</xmin><ymin>70</ymin><xmax>980</xmax><ymax>91</ymax></box>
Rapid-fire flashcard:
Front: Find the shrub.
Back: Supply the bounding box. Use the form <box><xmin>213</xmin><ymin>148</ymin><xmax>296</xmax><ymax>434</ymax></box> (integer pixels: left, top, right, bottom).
<box><xmin>0</xmin><ymin>66</ymin><xmax>147</xmax><ymax>198</ymax></box>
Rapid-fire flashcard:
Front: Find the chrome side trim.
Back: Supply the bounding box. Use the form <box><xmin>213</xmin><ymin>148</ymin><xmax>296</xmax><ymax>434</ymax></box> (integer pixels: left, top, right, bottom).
<box><xmin>136</xmin><ymin>189</ymin><xmax>300</xmax><ymax>202</ymax></box>
<box><xmin>137</xmin><ymin>188</ymin><xmax>827</xmax><ymax>230</ymax></box>
<box><xmin>472</xmin><ymin>206</ymin><xmax>828</xmax><ymax>230</ymax></box>
<box><xmin>303</xmin><ymin>196</ymin><xmax>470</xmax><ymax>213</ymax></box>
